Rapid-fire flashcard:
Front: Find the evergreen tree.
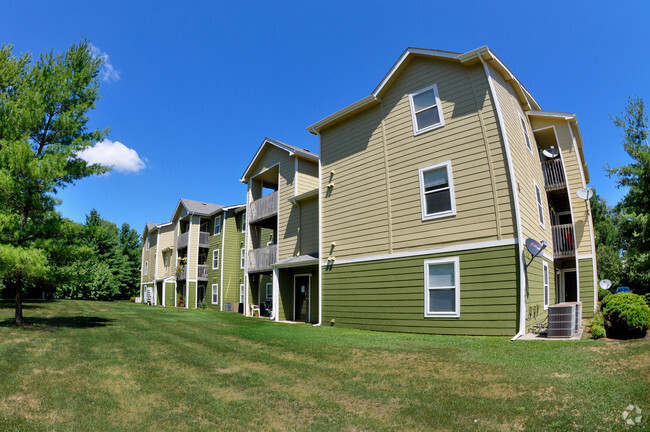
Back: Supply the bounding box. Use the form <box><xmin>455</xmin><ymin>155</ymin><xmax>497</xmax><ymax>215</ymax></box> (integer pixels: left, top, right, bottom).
<box><xmin>0</xmin><ymin>41</ymin><xmax>109</xmax><ymax>324</ymax></box>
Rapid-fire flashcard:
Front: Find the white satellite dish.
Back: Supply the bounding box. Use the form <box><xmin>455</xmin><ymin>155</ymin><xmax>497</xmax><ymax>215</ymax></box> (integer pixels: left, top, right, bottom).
<box><xmin>542</xmin><ymin>146</ymin><xmax>559</xmax><ymax>159</ymax></box>
<box><xmin>599</xmin><ymin>279</ymin><xmax>612</xmax><ymax>290</ymax></box>
<box><xmin>576</xmin><ymin>187</ymin><xmax>594</xmax><ymax>201</ymax></box>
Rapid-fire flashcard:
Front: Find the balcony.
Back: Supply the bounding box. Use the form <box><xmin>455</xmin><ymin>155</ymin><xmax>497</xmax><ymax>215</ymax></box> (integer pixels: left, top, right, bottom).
<box><xmin>552</xmin><ymin>224</ymin><xmax>576</xmax><ymax>258</ymax></box>
<box><xmin>248</xmin><ymin>244</ymin><xmax>277</xmax><ymax>273</ymax></box>
<box><xmin>176</xmin><ymin>264</ymin><xmax>208</xmax><ymax>281</ymax></box>
<box><xmin>541</xmin><ymin>159</ymin><xmax>566</xmax><ymax>191</ymax></box>
<box><xmin>176</xmin><ymin>265</ymin><xmax>187</xmax><ymax>281</ymax></box>
<box><xmin>177</xmin><ymin>231</ymin><xmax>210</xmax><ymax>249</ymax></box>
<box><xmin>249</xmin><ymin>191</ymin><xmax>278</xmax><ymax>224</ymax></box>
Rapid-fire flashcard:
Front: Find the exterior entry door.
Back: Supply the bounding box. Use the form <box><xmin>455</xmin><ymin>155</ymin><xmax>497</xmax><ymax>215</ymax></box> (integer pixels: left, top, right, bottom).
<box><xmin>563</xmin><ymin>270</ymin><xmax>577</xmax><ymax>302</ymax></box>
<box><xmin>294</xmin><ymin>275</ymin><xmax>310</xmax><ymax>322</ymax></box>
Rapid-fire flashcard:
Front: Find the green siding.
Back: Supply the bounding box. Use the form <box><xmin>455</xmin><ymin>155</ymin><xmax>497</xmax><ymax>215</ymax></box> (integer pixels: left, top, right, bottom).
<box><xmin>322</xmin><ymin>245</ymin><xmax>519</xmax><ymax>335</ymax></box>
<box><xmin>524</xmin><ymin>256</ymin><xmax>555</xmax><ymax>332</ymax></box>
<box><xmin>579</xmin><ymin>258</ymin><xmax>595</xmax><ymax>319</ymax></box>
<box><xmin>164</xmin><ymin>282</ymin><xmax>175</xmax><ymax>307</ymax></box>
<box><xmin>188</xmin><ymin>282</ymin><xmax>196</xmax><ymax>309</ymax></box>
<box><xmin>222</xmin><ymin>210</ymin><xmax>246</xmax><ymax>306</ymax></box>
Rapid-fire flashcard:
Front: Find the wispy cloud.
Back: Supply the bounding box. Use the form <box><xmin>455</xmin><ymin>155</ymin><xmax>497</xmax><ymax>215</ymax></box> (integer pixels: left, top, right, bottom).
<box><xmin>89</xmin><ymin>43</ymin><xmax>120</xmax><ymax>82</ymax></box>
<box><xmin>78</xmin><ymin>139</ymin><xmax>146</xmax><ymax>173</ymax></box>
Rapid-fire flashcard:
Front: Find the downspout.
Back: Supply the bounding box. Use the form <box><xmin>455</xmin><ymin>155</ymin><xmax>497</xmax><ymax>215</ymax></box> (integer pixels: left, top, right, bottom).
<box><xmin>220</xmin><ymin>211</ymin><xmax>226</xmax><ymax>311</ymax></box>
<box><xmin>314</xmin><ymin>132</ymin><xmax>323</xmax><ymax>326</ymax></box>
<box><xmin>154</xmin><ymin>229</ymin><xmax>160</xmax><ymax>305</ymax></box>
<box><xmin>479</xmin><ymin>55</ymin><xmax>527</xmax><ymax>341</ymax></box>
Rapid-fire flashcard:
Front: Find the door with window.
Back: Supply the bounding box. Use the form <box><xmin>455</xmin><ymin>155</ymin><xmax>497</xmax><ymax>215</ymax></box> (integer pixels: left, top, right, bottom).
<box><xmin>294</xmin><ymin>275</ymin><xmax>310</xmax><ymax>322</ymax></box>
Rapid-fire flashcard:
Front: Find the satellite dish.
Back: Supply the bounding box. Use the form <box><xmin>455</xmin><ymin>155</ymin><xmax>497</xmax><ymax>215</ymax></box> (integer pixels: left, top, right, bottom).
<box><xmin>599</xmin><ymin>279</ymin><xmax>612</xmax><ymax>290</ymax></box>
<box><xmin>542</xmin><ymin>146</ymin><xmax>559</xmax><ymax>159</ymax></box>
<box><xmin>576</xmin><ymin>187</ymin><xmax>594</xmax><ymax>201</ymax></box>
<box><xmin>525</xmin><ymin>238</ymin><xmax>544</xmax><ymax>257</ymax></box>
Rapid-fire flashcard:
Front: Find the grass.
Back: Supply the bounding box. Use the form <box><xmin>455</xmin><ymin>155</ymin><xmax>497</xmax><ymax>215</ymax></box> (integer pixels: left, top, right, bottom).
<box><xmin>0</xmin><ymin>300</ymin><xmax>648</xmax><ymax>431</ymax></box>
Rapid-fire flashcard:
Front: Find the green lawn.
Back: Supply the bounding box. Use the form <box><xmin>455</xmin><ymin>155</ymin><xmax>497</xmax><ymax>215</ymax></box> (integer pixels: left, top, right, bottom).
<box><xmin>0</xmin><ymin>300</ymin><xmax>648</xmax><ymax>431</ymax></box>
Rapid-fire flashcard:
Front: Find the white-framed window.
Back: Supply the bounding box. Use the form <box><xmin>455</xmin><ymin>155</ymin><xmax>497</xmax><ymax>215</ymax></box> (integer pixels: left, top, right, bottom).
<box><xmin>418</xmin><ymin>161</ymin><xmax>456</xmax><ymax>220</ymax></box>
<box><xmin>145</xmin><ymin>236</ymin><xmax>150</xmax><ymax>251</ymax></box>
<box><xmin>240</xmin><ymin>248</ymin><xmax>245</xmax><ymax>269</ymax></box>
<box><xmin>164</xmin><ymin>254</ymin><xmax>170</xmax><ymax>274</ymax></box>
<box><xmin>543</xmin><ymin>261</ymin><xmax>550</xmax><ymax>310</ymax></box>
<box><xmin>239</xmin><ymin>284</ymin><xmax>245</xmax><ymax>304</ymax></box>
<box><xmin>265</xmin><ymin>282</ymin><xmax>273</xmax><ymax>299</ymax></box>
<box><xmin>212</xmin><ymin>249</ymin><xmax>220</xmax><ymax>270</ymax></box>
<box><xmin>212</xmin><ymin>284</ymin><xmax>219</xmax><ymax>304</ymax></box>
<box><xmin>519</xmin><ymin>113</ymin><xmax>533</xmax><ymax>154</ymax></box>
<box><xmin>424</xmin><ymin>257</ymin><xmax>460</xmax><ymax>318</ymax></box>
<box><xmin>534</xmin><ymin>181</ymin><xmax>545</xmax><ymax>228</ymax></box>
<box><xmin>408</xmin><ymin>83</ymin><xmax>444</xmax><ymax>135</ymax></box>
<box><xmin>213</xmin><ymin>215</ymin><xmax>221</xmax><ymax>235</ymax></box>
<box><xmin>241</xmin><ymin>213</ymin><xmax>246</xmax><ymax>233</ymax></box>
<box><xmin>144</xmin><ymin>261</ymin><xmax>148</xmax><ymax>276</ymax></box>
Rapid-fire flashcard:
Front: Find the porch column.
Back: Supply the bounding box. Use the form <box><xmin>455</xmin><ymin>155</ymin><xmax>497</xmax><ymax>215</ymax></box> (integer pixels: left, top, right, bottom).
<box><xmin>273</xmin><ymin>267</ymin><xmax>279</xmax><ymax>322</ymax></box>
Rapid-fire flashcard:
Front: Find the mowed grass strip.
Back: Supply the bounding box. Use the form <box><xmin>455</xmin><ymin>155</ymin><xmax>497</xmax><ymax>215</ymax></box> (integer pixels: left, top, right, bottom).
<box><xmin>0</xmin><ymin>300</ymin><xmax>648</xmax><ymax>431</ymax></box>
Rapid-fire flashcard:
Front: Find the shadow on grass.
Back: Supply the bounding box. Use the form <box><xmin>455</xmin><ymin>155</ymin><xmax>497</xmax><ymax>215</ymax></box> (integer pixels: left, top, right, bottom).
<box><xmin>0</xmin><ymin>300</ymin><xmax>47</xmax><ymax>310</ymax></box>
<box><xmin>0</xmin><ymin>316</ymin><xmax>113</xmax><ymax>330</ymax></box>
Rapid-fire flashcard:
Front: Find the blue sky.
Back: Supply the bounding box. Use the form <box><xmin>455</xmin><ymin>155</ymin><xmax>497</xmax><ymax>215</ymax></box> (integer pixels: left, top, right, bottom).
<box><xmin>4</xmin><ymin>1</ymin><xmax>649</xmax><ymax>234</ymax></box>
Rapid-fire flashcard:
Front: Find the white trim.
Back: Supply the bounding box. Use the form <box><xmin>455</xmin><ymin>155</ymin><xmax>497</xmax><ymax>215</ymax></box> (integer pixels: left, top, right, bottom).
<box><xmin>213</xmin><ymin>214</ymin><xmax>221</xmax><ymax>235</ymax></box>
<box><xmin>307</xmin><ymin>95</ymin><xmax>379</xmax><ymax>135</ymax></box>
<box><xmin>533</xmin><ymin>180</ymin><xmax>545</xmax><ymax>229</ymax></box>
<box><xmin>409</xmin><ymin>83</ymin><xmax>445</xmax><ymax>136</ymax></box>
<box><xmin>211</xmin><ymin>283</ymin><xmax>219</xmax><ymax>305</ymax></box>
<box><xmin>481</xmin><ymin>57</ymin><xmax>526</xmax><ymax>340</ymax></box>
<box><xmin>294</xmin><ymin>157</ymin><xmax>299</xmax><ymax>197</ymax></box>
<box><xmin>240</xmin><ymin>248</ymin><xmax>245</xmax><ymax>269</ymax></box>
<box><xmin>519</xmin><ymin>112</ymin><xmax>534</xmax><ymax>155</ymax></box>
<box><xmin>424</xmin><ymin>257</ymin><xmax>460</xmax><ymax>318</ymax></box>
<box><xmin>317</xmin><ymin>143</ymin><xmax>322</xmax><ymax>326</ymax></box>
<box><xmin>265</xmin><ymin>282</ymin><xmax>273</xmax><ymax>300</ymax></box>
<box><xmin>323</xmin><ymin>238</ymin><xmax>516</xmax><ymax>266</ymax></box>
<box><xmin>418</xmin><ymin>160</ymin><xmax>456</xmax><ymax>220</ymax></box>
<box><xmin>272</xmin><ymin>267</ymin><xmax>279</xmax><ymax>321</ymax></box>
<box><xmin>220</xmin><ymin>210</ymin><xmax>226</xmax><ymax>311</ymax></box>
<box><xmin>577</xmin><ymin>254</ymin><xmax>594</xmax><ymax>260</ymax></box>
<box><xmin>293</xmin><ymin>273</ymin><xmax>312</xmax><ymax>322</ymax></box>
<box><xmin>527</xmin><ymin>110</ymin><xmax>575</xmax><ymax>121</ymax></box>
<box><xmin>543</xmin><ymin>261</ymin><xmax>550</xmax><ymax>310</ymax></box>
<box><xmin>240</xmin><ymin>138</ymin><xmax>318</xmax><ymax>181</ymax></box>
<box><xmin>154</xmin><ymin>230</ymin><xmax>160</xmax><ymax>282</ymax></box>
<box><xmin>239</xmin><ymin>283</ymin><xmax>245</xmax><ymax>305</ymax></box>
<box><xmin>212</xmin><ymin>249</ymin><xmax>220</xmax><ymax>270</ymax></box>
<box><xmin>144</xmin><ymin>261</ymin><xmax>148</xmax><ymax>276</ymax></box>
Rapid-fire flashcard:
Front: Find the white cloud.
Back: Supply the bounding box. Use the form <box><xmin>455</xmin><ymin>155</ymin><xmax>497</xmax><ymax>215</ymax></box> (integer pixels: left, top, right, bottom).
<box><xmin>89</xmin><ymin>43</ymin><xmax>120</xmax><ymax>82</ymax></box>
<box><xmin>78</xmin><ymin>139</ymin><xmax>146</xmax><ymax>173</ymax></box>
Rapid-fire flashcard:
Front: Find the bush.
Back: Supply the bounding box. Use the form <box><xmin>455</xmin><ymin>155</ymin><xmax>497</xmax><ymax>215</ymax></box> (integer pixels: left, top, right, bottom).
<box><xmin>645</xmin><ymin>293</ymin><xmax>650</xmax><ymax>307</ymax></box>
<box><xmin>591</xmin><ymin>313</ymin><xmax>604</xmax><ymax>327</ymax></box>
<box><xmin>129</xmin><ymin>296</ymin><xmax>136</xmax><ymax>303</ymax></box>
<box><xmin>598</xmin><ymin>288</ymin><xmax>611</xmax><ymax>302</ymax></box>
<box><xmin>602</xmin><ymin>293</ymin><xmax>650</xmax><ymax>339</ymax></box>
<box><xmin>198</xmin><ymin>301</ymin><xmax>207</xmax><ymax>309</ymax></box>
<box><xmin>591</xmin><ymin>324</ymin><xmax>606</xmax><ymax>339</ymax></box>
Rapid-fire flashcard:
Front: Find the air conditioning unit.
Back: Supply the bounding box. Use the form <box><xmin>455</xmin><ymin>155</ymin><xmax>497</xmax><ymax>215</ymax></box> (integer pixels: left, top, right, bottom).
<box><xmin>548</xmin><ymin>303</ymin><xmax>576</xmax><ymax>337</ymax></box>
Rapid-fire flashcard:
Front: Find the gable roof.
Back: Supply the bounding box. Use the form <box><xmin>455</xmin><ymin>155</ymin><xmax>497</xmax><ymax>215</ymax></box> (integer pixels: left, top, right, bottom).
<box><xmin>307</xmin><ymin>46</ymin><xmax>541</xmax><ymax>134</ymax></box>
<box><xmin>171</xmin><ymin>198</ymin><xmax>223</xmax><ymax>221</ymax></box>
<box><xmin>240</xmin><ymin>137</ymin><xmax>319</xmax><ymax>182</ymax></box>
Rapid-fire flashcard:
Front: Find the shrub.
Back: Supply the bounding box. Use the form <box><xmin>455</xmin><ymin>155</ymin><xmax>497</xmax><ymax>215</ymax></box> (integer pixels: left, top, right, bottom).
<box><xmin>645</xmin><ymin>293</ymin><xmax>650</xmax><ymax>307</ymax></box>
<box><xmin>598</xmin><ymin>288</ymin><xmax>611</xmax><ymax>302</ymax></box>
<box><xmin>591</xmin><ymin>313</ymin><xmax>604</xmax><ymax>327</ymax></box>
<box><xmin>591</xmin><ymin>324</ymin><xmax>606</xmax><ymax>339</ymax></box>
<box><xmin>602</xmin><ymin>293</ymin><xmax>650</xmax><ymax>339</ymax></box>
<box><xmin>198</xmin><ymin>301</ymin><xmax>207</xmax><ymax>309</ymax></box>
<box><xmin>129</xmin><ymin>296</ymin><xmax>136</xmax><ymax>303</ymax></box>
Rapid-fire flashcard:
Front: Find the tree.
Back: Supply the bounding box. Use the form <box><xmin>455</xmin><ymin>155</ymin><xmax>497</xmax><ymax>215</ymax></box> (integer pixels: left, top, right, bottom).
<box><xmin>607</xmin><ymin>97</ymin><xmax>650</xmax><ymax>293</ymax></box>
<box><xmin>119</xmin><ymin>223</ymin><xmax>142</xmax><ymax>298</ymax></box>
<box><xmin>0</xmin><ymin>41</ymin><xmax>109</xmax><ymax>325</ymax></box>
<box><xmin>590</xmin><ymin>190</ymin><xmax>623</xmax><ymax>287</ymax></box>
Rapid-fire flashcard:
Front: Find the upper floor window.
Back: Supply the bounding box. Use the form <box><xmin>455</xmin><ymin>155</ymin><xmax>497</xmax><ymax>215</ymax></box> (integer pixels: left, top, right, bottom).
<box><xmin>214</xmin><ymin>215</ymin><xmax>221</xmax><ymax>235</ymax></box>
<box><xmin>240</xmin><ymin>248</ymin><xmax>245</xmax><ymax>269</ymax></box>
<box><xmin>418</xmin><ymin>161</ymin><xmax>456</xmax><ymax>220</ymax></box>
<box><xmin>409</xmin><ymin>84</ymin><xmax>444</xmax><ymax>135</ymax></box>
<box><xmin>212</xmin><ymin>249</ymin><xmax>220</xmax><ymax>270</ymax></box>
<box><xmin>534</xmin><ymin>181</ymin><xmax>545</xmax><ymax>228</ymax></box>
<box><xmin>145</xmin><ymin>237</ymin><xmax>150</xmax><ymax>251</ymax></box>
<box><xmin>144</xmin><ymin>261</ymin><xmax>148</xmax><ymax>276</ymax></box>
<box><xmin>519</xmin><ymin>114</ymin><xmax>533</xmax><ymax>154</ymax></box>
<box><xmin>424</xmin><ymin>257</ymin><xmax>460</xmax><ymax>318</ymax></box>
<box><xmin>241</xmin><ymin>213</ymin><xmax>246</xmax><ymax>233</ymax></box>
<box><xmin>543</xmin><ymin>261</ymin><xmax>550</xmax><ymax>310</ymax></box>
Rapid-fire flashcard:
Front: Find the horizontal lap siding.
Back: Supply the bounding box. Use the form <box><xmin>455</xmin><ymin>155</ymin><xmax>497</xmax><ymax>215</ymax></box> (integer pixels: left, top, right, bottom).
<box><xmin>297</xmin><ymin>159</ymin><xmax>319</xmax><ymax>194</ymax></box>
<box><xmin>300</xmin><ymin>198</ymin><xmax>318</xmax><ymax>255</ymax></box>
<box><xmin>489</xmin><ymin>66</ymin><xmax>552</xmax><ymax>254</ymax></box>
<box><xmin>156</xmin><ymin>226</ymin><xmax>175</xmax><ymax>279</ymax></box>
<box><xmin>223</xmin><ymin>210</ymin><xmax>245</xmax><ymax>304</ymax></box>
<box><xmin>322</xmin><ymin>245</ymin><xmax>518</xmax><ymax>335</ymax></box>
<box><xmin>524</xmin><ymin>257</ymin><xmax>555</xmax><ymax>331</ymax></box>
<box><xmin>579</xmin><ymin>258</ymin><xmax>595</xmax><ymax>318</ymax></box>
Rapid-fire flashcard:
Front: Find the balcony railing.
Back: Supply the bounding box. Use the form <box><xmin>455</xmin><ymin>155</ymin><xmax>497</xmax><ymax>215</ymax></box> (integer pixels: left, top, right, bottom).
<box><xmin>197</xmin><ymin>265</ymin><xmax>208</xmax><ymax>281</ymax></box>
<box><xmin>541</xmin><ymin>159</ymin><xmax>566</xmax><ymax>191</ymax></box>
<box><xmin>248</xmin><ymin>244</ymin><xmax>277</xmax><ymax>273</ymax></box>
<box><xmin>249</xmin><ymin>191</ymin><xmax>278</xmax><ymax>224</ymax></box>
<box><xmin>552</xmin><ymin>224</ymin><xmax>576</xmax><ymax>258</ymax></box>
<box><xmin>198</xmin><ymin>231</ymin><xmax>209</xmax><ymax>248</ymax></box>
<box><xmin>176</xmin><ymin>265</ymin><xmax>187</xmax><ymax>281</ymax></box>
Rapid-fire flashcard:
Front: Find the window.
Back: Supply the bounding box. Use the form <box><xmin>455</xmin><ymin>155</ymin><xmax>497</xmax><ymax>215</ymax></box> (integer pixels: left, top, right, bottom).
<box><xmin>214</xmin><ymin>215</ymin><xmax>221</xmax><ymax>235</ymax></box>
<box><xmin>408</xmin><ymin>84</ymin><xmax>444</xmax><ymax>135</ymax></box>
<box><xmin>145</xmin><ymin>237</ymin><xmax>150</xmax><ymax>251</ymax></box>
<box><xmin>212</xmin><ymin>284</ymin><xmax>219</xmax><ymax>304</ymax></box>
<box><xmin>265</xmin><ymin>282</ymin><xmax>273</xmax><ymax>299</ymax></box>
<box><xmin>240</xmin><ymin>284</ymin><xmax>245</xmax><ymax>304</ymax></box>
<box><xmin>520</xmin><ymin>114</ymin><xmax>533</xmax><ymax>153</ymax></box>
<box><xmin>144</xmin><ymin>261</ymin><xmax>148</xmax><ymax>276</ymax></box>
<box><xmin>241</xmin><ymin>213</ymin><xmax>246</xmax><ymax>233</ymax></box>
<box><xmin>424</xmin><ymin>257</ymin><xmax>460</xmax><ymax>318</ymax></box>
<box><xmin>543</xmin><ymin>262</ymin><xmax>550</xmax><ymax>310</ymax></box>
<box><xmin>534</xmin><ymin>181</ymin><xmax>545</xmax><ymax>228</ymax></box>
<box><xmin>212</xmin><ymin>249</ymin><xmax>220</xmax><ymax>270</ymax></box>
<box><xmin>240</xmin><ymin>248</ymin><xmax>245</xmax><ymax>269</ymax></box>
<box><xmin>164</xmin><ymin>254</ymin><xmax>170</xmax><ymax>274</ymax></box>
<box><xmin>418</xmin><ymin>161</ymin><xmax>456</xmax><ymax>220</ymax></box>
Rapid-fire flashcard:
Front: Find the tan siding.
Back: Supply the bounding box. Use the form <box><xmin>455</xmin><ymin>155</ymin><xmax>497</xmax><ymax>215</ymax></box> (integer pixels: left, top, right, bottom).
<box><xmin>320</xmin><ymin>58</ymin><xmax>514</xmax><ymax>261</ymax></box>
<box><xmin>489</xmin><ymin>65</ymin><xmax>553</xmax><ymax>252</ymax></box>
<box><xmin>188</xmin><ymin>216</ymin><xmax>199</xmax><ymax>280</ymax></box>
<box><xmin>297</xmin><ymin>158</ymin><xmax>319</xmax><ymax>194</ymax></box>
<box><xmin>299</xmin><ymin>197</ymin><xmax>318</xmax><ymax>254</ymax></box>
